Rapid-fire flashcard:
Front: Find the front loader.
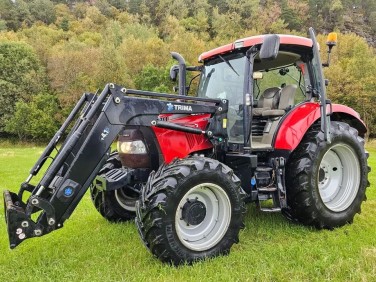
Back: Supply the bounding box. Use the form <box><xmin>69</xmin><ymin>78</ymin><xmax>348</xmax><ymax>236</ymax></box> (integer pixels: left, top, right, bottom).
<box><xmin>4</xmin><ymin>28</ymin><xmax>370</xmax><ymax>265</ymax></box>
<box><xmin>4</xmin><ymin>82</ymin><xmax>227</xmax><ymax>248</ymax></box>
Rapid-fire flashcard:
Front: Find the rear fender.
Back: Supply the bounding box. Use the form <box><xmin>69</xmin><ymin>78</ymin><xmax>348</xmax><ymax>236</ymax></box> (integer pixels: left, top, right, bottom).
<box><xmin>273</xmin><ymin>102</ymin><xmax>367</xmax><ymax>151</ymax></box>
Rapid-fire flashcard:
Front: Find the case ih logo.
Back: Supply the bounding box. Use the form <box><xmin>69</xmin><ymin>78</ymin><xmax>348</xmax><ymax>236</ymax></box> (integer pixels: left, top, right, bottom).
<box><xmin>166</xmin><ymin>103</ymin><xmax>192</xmax><ymax>112</ymax></box>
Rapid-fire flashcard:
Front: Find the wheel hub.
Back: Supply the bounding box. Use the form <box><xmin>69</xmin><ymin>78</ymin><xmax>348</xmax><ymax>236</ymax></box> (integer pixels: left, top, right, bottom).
<box><xmin>318</xmin><ymin>167</ymin><xmax>326</xmax><ymax>183</ymax></box>
<box><xmin>181</xmin><ymin>199</ymin><xmax>206</xmax><ymax>225</ymax></box>
<box><xmin>114</xmin><ymin>185</ymin><xmax>140</xmax><ymax>212</ymax></box>
<box><xmin>318</xmin><ymin>144</ymin><xmax>361</xmax><ymax>212</ymax></box>
<box><xmin>175</xmin><ymin>183</ymin><xmax>231</xmax><ymax>251</ymax></box>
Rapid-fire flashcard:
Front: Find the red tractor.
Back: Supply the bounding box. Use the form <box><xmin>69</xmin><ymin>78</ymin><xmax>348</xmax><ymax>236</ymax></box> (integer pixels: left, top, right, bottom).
<box><xmin>4</xmin><ymin>28</ymin><xmax>370</xmax><ymax>265</ymax></box>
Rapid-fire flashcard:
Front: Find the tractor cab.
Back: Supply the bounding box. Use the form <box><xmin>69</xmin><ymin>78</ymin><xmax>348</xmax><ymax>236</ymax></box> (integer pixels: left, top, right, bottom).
<box><xmin>197</xmin><ymin>34</ymin><xmax>314</xmax><ymax>151</ymax></box>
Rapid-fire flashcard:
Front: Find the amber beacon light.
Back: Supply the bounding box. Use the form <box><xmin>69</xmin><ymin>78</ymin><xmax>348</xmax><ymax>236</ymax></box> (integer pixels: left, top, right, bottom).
<box><xmin>326</xmin><ymin>32</ymin><xmax>338</xmax><ymax>47</ymax></box>
<box><xmin>323</xmin><ymin>32</ymin><xmax>338</xmax><ymax>67</ymax></box>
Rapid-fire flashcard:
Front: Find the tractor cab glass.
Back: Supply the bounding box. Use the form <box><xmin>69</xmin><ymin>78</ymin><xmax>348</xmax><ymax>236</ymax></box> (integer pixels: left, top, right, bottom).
<box><xmin>197</xmin><ymin>52</ymin><xmax>246</xmax><ymax>142</ymax></box>
<box><xmin>198</xmin><ymin>49</ymin><xmax>307</xmax><ymax>144</ymax></box>
<box><xmin>254</xmin><ymin>64</ymin><xmax>306</xmax><ymax>105</ymax></box>
<box><xmin>197</xmin><ymin>52</ymin><xmax>246</xmax><ymax>101</ymax></box>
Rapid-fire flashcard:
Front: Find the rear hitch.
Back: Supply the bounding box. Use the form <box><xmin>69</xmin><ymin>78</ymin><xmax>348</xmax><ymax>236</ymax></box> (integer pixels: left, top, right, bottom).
<box><xmin>3</xmin><ymin>190</ymin><xmax>57</xmax><ymax>249</ymax></box>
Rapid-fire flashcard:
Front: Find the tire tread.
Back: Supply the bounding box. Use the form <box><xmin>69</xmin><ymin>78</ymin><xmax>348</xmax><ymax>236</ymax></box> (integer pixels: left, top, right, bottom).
<box><xmin>136</xmin><ymin>156</ymin><xmax>246</xmax><ymax>265</ymax></box>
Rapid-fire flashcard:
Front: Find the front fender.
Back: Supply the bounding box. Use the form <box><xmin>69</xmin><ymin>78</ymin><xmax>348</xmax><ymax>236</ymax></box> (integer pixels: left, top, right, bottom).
<box><xmin>273</xmin><ymin>102</ymin><xmax>366</xmax><ymax>151</ymax></box>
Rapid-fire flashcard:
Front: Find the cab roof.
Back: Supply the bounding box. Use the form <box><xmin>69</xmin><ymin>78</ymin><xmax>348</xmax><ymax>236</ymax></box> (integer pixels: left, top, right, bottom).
<box><xmin>198</xmin><ymin>34</ymin><xmax>313</xmax><ymax>62</ymax></box>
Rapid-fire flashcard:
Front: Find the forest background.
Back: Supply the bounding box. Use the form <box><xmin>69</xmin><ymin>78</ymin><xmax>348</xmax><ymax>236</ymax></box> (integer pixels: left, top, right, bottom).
<box><xmin>0</xmin><ymin>0</ymin><xmax>375</xmax><ymax>140</ymax></box>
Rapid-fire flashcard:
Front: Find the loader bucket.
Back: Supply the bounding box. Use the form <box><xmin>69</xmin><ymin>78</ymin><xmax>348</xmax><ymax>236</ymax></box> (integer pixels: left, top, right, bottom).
<box><xmin>3</xmin><ymin>190</ymin><xmax>40</xmax><ymax>249</ymax></box>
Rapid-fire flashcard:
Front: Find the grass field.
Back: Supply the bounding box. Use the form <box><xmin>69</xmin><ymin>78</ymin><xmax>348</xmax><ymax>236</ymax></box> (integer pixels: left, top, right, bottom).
<box><xmin>0</xmin><ymin>143</ymin><xmax>375</xmax><ymax>281</ymax></box>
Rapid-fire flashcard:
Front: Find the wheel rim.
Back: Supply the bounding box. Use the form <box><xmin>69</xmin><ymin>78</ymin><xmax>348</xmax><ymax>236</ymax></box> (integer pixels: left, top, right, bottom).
<box><xmin>318</xmin><ymin>143</ymin><xmax>360</xmax><ymax>212</ymax></box>
<box><xmin>115</xmin><ymin>187</ymin><xmax>138</xmax><ymax>212</ymax></box>
<box><xmin>175</xmin><ymin>183</ymin><xmax>231</xmax><ymax>251</ymax></box>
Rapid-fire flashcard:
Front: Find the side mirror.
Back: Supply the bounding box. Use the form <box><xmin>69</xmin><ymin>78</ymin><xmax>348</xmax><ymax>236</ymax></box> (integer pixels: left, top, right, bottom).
<box><xmin>259</xmin><ymin>34</ymin><xmax>280</xmax><ymax>60</ymax></box>
<box><xmin>169</xmin><ymin>65</ymin><xmax>179</xmax><ymax>81</ymax></box>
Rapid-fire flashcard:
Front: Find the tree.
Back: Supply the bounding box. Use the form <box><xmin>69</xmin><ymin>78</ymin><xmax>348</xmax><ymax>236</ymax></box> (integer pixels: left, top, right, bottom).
<box><xmin>127</xmin><ymin>0</ymin><xmax>143</xmax><ymax>14</ymax></box>
<box><xmin>361</xmin><ymin>0</ymin><xmax>376</xmax><ymax>17</ymax></box>
<box><xmin>155</xmin><ymin>0</ymin><xmax>189</xmax><ymax>25</ymax></box>
<box><xmin>0</xmin><ymin>41</ymin><xmax>46</xmax><ymax>132</ymax></box>
<box><xmin>21</xmin><ymin>25</ymin><xmax>70</xmax><ymax>64</ymax></box>
<box><xmin>119</xmin><ymin>31</ymin><xmax>169</xmax><ymax>74</ymax></box>
<box><xmin>210</xmin><ymin>7</ymin><xmax>243</xmax><ymax>41</ymax></box>
<box><xmin>180</xmin><ymin>9</ymin><xmax>210</xmax><ymax>40</ymax></box>
<box><xmin>72</xmin><ymin>2</ymin><xmax>88</xmax><ymax>19</ymax></box>
<box><xmin>29</xmin><ymin>0</ymin><xmax>57</xmax><ymax>25</ymax></box>
<box><xmin>54</xmin><ymin>3</ymin><xmax>73</xmax><ymax>31</ymax></box>
<box><xmin>85</xmin><ymin>6</ymin><xmax>107</xmax><ymax>25</ymax></box>
<box><xmin>134</xmin><ymin>64</ymin><xmax>174</xmax><ymax>93</ymax></box>
<box><xmin>60</xmin><ymin>18</ymin><xmax>69</xmax><ymax>31</ymax></box>
<box><xmin>250</xmin><ymin>1</ymin><xmax>289</xmax><ymax>34</ymax></box>
<box><xmin>225</xmin><ymin>0</ymin><xmax>259</xmax><ymax>21</ymax></box>
<box><xmin>94</xmin><ymin>0</ymin><xmax>116</xmax><ymax>18</ymax></box>
<box><xmin>0</xmin><ymin>20</ymin><xmax>7</xmax><ymax>31</ymax></box>
<box><xmin>5</xmin><ymin>94</ymin><xmax>60</xmax><ymax>140</ymax></box>
<box><xmin>329</xmin><ymin>0</ymin><xmax>344</xmax><ymax>29</ymax></box>
<box><xmin>369</xmin><ymin>11</ymin><xmax>376</xmax><ymax>33</ymax></box>
<box><xmin>281</xmin><ymin>0</ymin><xmax>309</xmax><ymax>31</ymax></box>
<box><xmin>108</xmin><ymin>0</ymin><xmax>127</xmax><ymax>10</ymax></box>
<box><xmin>0</xmin><ymin>0</ymin><xmax>32</xmax><ymax>30</ymax></box>
<box><xmin>96</xmin><ymin>42</ymin><xmax>132</xmax><ymax>89</ymax></box>
<box><xmin>47</xmin><ymin>42</ymin><xmax>101</xmax><ymax>107</ymax></box>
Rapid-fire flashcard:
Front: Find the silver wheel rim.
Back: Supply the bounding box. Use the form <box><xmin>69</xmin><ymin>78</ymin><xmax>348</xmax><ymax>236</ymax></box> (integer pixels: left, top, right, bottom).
<box><xmin>175</xmin><ymin>183</ymin><xmax>231</xmax><ymax>251</ymax></box>
<box><xmin>115</xmin><ymin>189</ymin><xmax>137</xmax><ymax>212</ymax></box>
<box><xmin>318</xmin><ymin>143</ymin><xmax>360</xmax><ymax>212</ymax></box>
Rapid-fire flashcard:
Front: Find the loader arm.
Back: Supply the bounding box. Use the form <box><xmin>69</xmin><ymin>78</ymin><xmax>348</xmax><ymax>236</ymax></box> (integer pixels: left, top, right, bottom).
<box><xmin>3</xmin><ymin>83</ymin><xmax>227</xmax><ymax>249</ymax></box>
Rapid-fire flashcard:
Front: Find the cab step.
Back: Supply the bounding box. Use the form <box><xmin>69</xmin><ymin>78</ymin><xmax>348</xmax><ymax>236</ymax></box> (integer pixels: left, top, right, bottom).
<box><xmin>257</xmin><ymin>186</ymin><xmax>277</xmax><ymax>193</ymax></box>
<box><xmin>260</xmin><ymin>207</ymin><xmax>281</xmax><ymax>212</ymax></box>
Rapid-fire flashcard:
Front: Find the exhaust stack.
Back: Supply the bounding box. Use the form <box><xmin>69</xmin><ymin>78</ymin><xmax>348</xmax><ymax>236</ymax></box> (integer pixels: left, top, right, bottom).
<box><xmin>170</xmin><ymin>52</ymin><xmax>187</xmax><ymax>96</ymax></box>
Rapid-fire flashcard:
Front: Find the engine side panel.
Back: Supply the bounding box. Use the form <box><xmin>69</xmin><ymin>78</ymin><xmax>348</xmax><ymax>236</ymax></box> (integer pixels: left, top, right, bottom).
<box><xmin>274</xmin><ymin>102</ymin><xmax>366</xmax><ymax>151</ymax></box>
<box><xmin>152</xmin><ymin>114</ymin><xmax>213</xmax><ymax>163</ymax></box>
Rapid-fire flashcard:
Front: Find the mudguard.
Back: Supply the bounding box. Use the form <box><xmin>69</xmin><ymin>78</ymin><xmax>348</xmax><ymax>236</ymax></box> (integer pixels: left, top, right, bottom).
<box><xmin>273</xmin><ymin>102</ymin><xmax>366</xmax><ymax>151</ymax></box>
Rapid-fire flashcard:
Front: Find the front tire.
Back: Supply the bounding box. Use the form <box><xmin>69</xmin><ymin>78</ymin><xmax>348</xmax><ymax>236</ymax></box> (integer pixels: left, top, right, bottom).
<box><xmin>90</xmin><ymin>152</ymin><xmax>138</xmax><ymax>222</ymax></box>
<box><xmin>136</xmin><ymin>156</ymin><xmax>246</xmax><ymax>265</ymax></box>
<box><xmin>285</xmin><ymin>121</ymin><xmax>370</xmax><ymax>229</ymax></box>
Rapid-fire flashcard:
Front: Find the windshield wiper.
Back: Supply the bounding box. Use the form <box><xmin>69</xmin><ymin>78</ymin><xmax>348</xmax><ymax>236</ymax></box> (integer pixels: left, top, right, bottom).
<box><xmin>201</xmin><ymin>68</ymin><xmax>215</xmax><ymax>96</ymax></box>
<box><xmin>218</xmin><ymin>55</ymin><xmax>239</xmax><ymax>76</ymax></box>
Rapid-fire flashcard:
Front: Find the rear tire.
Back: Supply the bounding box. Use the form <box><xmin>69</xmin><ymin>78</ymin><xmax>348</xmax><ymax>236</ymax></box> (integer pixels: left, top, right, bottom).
<box><xmin>285</xmin><ymin>121</ymin><xmax>370</xmax><ymax>229</ymax></box>
<box><xmin>90</xmin><ymin>152</ymin><xmax>138</xmax><ymax>222</ymax></box>
<box><xmin>136</xmin><ymin>156</ymin><xmax>246</xmax><ymax>265</ymax></box>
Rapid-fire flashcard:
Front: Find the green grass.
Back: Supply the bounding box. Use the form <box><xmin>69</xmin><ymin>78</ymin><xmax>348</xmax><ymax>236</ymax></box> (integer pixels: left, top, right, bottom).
<box><xmin>0</xmin><ymin>143</ymin><xmax>375</xmax><ymax>281</ymax></box>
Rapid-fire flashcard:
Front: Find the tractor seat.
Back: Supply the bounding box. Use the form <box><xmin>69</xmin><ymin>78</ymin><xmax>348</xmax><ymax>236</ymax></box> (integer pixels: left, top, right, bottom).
<box><xmin>262</xmin><ymin>84</ymin><xmax>297</xmax><ymax>117</ymax></box>
<box><xmin>253</xmin><ymin>87</ymin><xmax>281</xmax><ymax>116</ymax></box>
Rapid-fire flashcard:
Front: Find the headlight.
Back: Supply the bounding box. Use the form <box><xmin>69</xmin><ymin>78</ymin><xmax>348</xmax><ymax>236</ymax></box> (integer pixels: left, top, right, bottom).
<box><xmin>117</xmin><ymin>140</ymin><xmax>147</xmax><ymax>154</ymax></box>
<box><xmin>117</xmin><ymin>129</ymin><xmax>151</xmax><ymax>168</ymax></box>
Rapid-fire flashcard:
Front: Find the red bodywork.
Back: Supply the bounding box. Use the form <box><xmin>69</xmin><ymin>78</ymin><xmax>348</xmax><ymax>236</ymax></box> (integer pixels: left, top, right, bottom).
<box><xmin>152</xmin><ymin>114</ymin><xmax>213</xmax><ymax>163</ymax></box>
<box><xmin>151</xmin><ymin>103</ymin><xmax>365</xmax><ymax>162</ymax></box>
<box><xmin>199</xmin><ymin>35</ymin><xmax>313</xmax><ymax>61</ymax></box>
<box><xmin>274</xmin><ymin>102</ymin><xmax>366</xmax><ymax>151</ymax></box>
